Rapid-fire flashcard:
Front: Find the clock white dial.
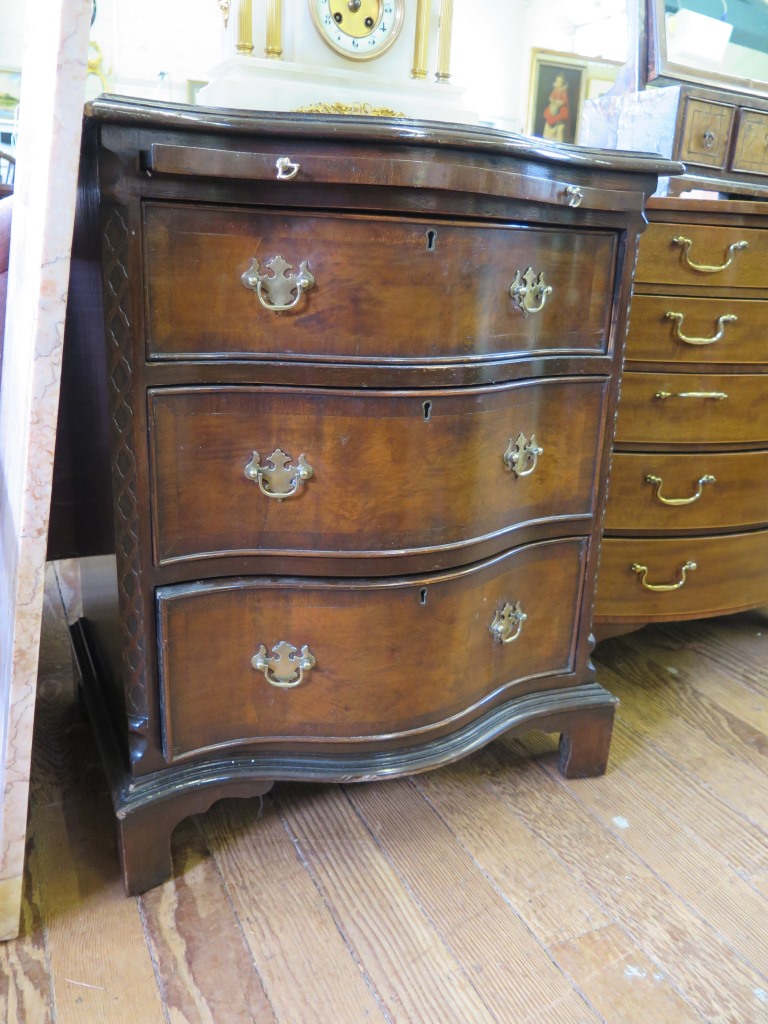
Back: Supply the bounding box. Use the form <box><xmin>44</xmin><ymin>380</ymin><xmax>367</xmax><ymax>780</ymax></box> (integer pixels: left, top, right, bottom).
<box><xmin>309</xmin><ymin>0</ymin><xmax>404</xmax><ymax>61</ymax></box>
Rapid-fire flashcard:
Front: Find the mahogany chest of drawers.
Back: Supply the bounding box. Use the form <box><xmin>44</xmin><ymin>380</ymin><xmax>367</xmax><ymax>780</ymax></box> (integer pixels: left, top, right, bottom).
<box><xmin>594</xmin><ymin>197</ymin><xmax>768</xmax><ymax>636</ymax></box>
<box><xmin>57</xmin><ymin>96</ymin><xmax>671</xmax><ymax>893</ymax></box>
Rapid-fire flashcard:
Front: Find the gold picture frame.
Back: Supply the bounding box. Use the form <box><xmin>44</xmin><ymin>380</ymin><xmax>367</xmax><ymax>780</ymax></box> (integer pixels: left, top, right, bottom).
<box><xmin>527</xmin><ymin>49</ymin><xmax>620</xmax><ymax>145</ymax></box>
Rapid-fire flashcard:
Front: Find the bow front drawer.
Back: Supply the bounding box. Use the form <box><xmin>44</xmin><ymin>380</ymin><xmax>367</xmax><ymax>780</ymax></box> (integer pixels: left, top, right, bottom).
<box><xmin>594</xmin><ymin>530</ymin><xmax>768</xmax><ymax>622</ymax></box>
<box><xmin>156</xmin><ymin>538</ymin><xmax>587</xmax><ymax>763</ymax></box>
<box><xmin>143</xmin><ymin>203</ymin><xmax>617</xmax><ymax>363</ymax></box>
<box><xmin>614</xmin><ymin>372</ymin><xmax>768</xmax><ymax>446</ymax></box>
<box><xmin>625</xmin><ymin>295</ymin><xmax>768</xmax><ymax>367</ymax></box>
<box><xmin>148</xmin><ymin>378</ymin><xmax>607</xmax><ymax>565</ymax></box>
<box><xmin>603</xmin><ymin>451</ymin><xmax>768</xmax><ymax>533</ymax></box>
<box><xmin>635</xmin><ymin>223</ymin><xmax>768</xmax><ymax>289</ymax></box>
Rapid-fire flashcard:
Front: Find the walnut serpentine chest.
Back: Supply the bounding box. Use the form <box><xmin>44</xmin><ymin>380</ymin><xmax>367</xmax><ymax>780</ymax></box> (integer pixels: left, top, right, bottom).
<box><xmin>58</xmin><ymin>97</ymin><xmax>673</xmax><ymax>894</ymax></box>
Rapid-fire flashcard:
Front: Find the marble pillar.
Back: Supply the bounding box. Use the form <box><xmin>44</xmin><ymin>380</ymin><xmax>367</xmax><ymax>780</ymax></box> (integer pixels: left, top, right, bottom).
<box><xmin>0</xmin><ymin>0</ymin><xmax>91</xmax><ymax>940</ymax></box>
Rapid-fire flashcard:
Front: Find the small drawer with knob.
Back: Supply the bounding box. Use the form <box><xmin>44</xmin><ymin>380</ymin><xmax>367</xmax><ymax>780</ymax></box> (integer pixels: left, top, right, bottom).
<box><xmin>625</xmin><ymin>295</ymin><xmax>768</xmax><ymax>367</ymax></box>
<box><xmin>678</xmin><ymin>96</ymin><xmax>735</xmax><ymax>170</ymax></box>
<box><xmin>143</xmin><ymin>202</ymin><xmax>617</xmax><ymax>363</ymax></box>
<box><xmin>148</xmin><ymin>378</ymin><xmax>607</xmax><ymax>565</ymax></box>
<box><xmin>156</xmin><ymin>537</ymin><xmax>588</xmax><ymax>764</ymax></box>
<box><xmin>603</xmin><ymin>451</ymin><xmax>768</xmax><ymax>534</ymax></box>
<box><xmin>593</xmin><ymin>530</ymin><xmax>768</xmax><ymax>622</ymax></box>
<box><xmin>614</xmin><ymin>372</ymin><xmax>768</xmax><ymax>447</ymax></box>
<box><xmin>730</xmin><ymin>108</ymin><xmax>768</xmax><ymax>177</ymax></box>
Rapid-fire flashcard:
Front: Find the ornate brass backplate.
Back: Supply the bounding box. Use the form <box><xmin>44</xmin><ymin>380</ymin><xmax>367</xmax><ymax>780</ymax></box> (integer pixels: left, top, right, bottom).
<box><xmin>509</xmin><ymin>268</ymin><xmax>552</xmax><ymax>317</ymax></box>
<box><xmin>489</xmin><ymin>601</ymin><xmax>527</xmax><ymax>644</ymax></box>
<box><xmin>244</xmin><ymin>448</ymin><xmax>313</xmax><ymax>499</ymax></box>
<box><xmin>252</xmin><ymin>641</ymin><xmax>317</xmax><ymax>688</ymax></box>
<box><xmin>503</xmin><ymin>432</ymin><xmax>544</xmax><ymax>478</ymax></box>
<box><xmin>241</xmin><ymin>255</ymin><xmax>315</xmax><ymax>311</ymax></box>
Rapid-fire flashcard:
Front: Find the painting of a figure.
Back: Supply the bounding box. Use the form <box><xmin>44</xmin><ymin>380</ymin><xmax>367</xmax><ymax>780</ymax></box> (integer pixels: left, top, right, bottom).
<box><xmin>529</xmin><ymin>59</ymin><xmax>584</xmax><ymax>145</ymax></box>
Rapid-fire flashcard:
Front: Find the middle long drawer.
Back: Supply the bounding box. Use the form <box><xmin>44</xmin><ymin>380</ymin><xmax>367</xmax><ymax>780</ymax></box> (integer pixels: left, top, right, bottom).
<box><xmin>148</xmin><ymin>379</ymin><xmax>607</xmax><ymax>564</ymax></box>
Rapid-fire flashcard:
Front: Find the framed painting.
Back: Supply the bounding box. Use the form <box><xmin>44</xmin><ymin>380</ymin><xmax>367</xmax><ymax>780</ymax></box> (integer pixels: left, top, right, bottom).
<box><xmin>527</xmin><ymin>50</ymin><xmax>620</xmax><ymax>145</ymax></box>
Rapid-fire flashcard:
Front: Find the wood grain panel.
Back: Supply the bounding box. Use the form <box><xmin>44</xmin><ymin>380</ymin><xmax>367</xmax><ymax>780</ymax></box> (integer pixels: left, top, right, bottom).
<box><xmin>276</xmin><ymin>784</ymin><xmax>499</xmax><ymax>1024</ymax></box>
<box><xmin>635</xmin><ymin>222</ymin><xmax>768</xmax><ymax>288</ymax></box>
<box><xmin>157</xmin><ymin>539</ymin><xmax>587</xmax><ymax>761</ymax></box>
<box><xmin>144</xmin><ymin>203</ymin><xmax>617</xmax><ymax>361</ymax></box>
<box><xmin>203</xmin><ymin>797</ymin><xmax>387</xmax><ymax>1024</ymax></box>
<box><xmin>413</xmin><ymin>755</ymin><xmax>612</xmax><ymax>948</ymax></box>
<box><xmin>488</xmin><ymin>734</ymin><xmax>768</xmax><ymax>1024</ymax></box>
<box><xmin>346</xmin><ymin>779</ymin><xmax>603</xmax><ymax>1023</ymax></box>
<box><xmin>614</xmin><ymin>372</ymin><xmax>768</xmax><ymax>446</ymax></box>
<box><xmin>550</xmin><ymin>924</ymin><xmax>706</xmax><ymax>1024</ymax></box>
<box><xmin>594</xmin><ymin>530</ymin><xmax>768</xmax><ymax>622</ymax></box>
<box><xmin>626</xmin><ymin>294</ymin><xmax>768</xmax><ymax>367</ymax></box>
<box><xmin>32</xmin><ymin>794</ymin><xmax>166</xmax><ymax>1024</ymax></box>
<box><xmin>603</xmin><ymin>451</ymin><xmax>768</xmax><ymax>534</ymax></box>
<box><xmin>139</xmin><ymin>819</ymin><xmax>278</xmax><ymax>1024</ymax></box>
<box><xmin>149</xmin><ymin>379</ymin><xmax>606</xmax><ymax>564</ymax></box>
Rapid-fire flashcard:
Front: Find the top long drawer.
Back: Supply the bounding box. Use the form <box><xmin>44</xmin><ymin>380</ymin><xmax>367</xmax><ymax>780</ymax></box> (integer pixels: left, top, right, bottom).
<box><xmin>143</xmin><ymin>203</ymin><xmax>617</xmax><ymax>363</ymax></box>
<box><xmin>635</xmin><ymin>223</ymin><xmax>768</xmax><ymax>289</ymax></box>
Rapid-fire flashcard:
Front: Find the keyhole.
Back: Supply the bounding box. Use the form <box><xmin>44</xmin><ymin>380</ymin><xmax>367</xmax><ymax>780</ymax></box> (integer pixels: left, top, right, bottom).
<box><xmin>423</xmin><ymin>401</ymin><xmax>432</xmax><ymax>421</ymax></box>
<box><xmin>420</xmin><ymin>588</ymin><xmax>428</xmax><ymax>605</ymax></box>
<box><xmin>425</xmin><ymin>229</ymin><xmax>437</xmax><ymax>251</ymax></box>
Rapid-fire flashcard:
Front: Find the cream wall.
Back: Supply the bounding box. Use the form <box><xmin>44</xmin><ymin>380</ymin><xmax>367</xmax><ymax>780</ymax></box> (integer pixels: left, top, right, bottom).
<box><xmin>1</xmin><ymin>1</ymin><xmax>628</xmax><ymax>131</ymax></box>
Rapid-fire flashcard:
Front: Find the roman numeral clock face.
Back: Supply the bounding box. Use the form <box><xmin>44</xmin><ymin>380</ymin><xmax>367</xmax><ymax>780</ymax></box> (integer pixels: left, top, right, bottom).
<box><xmin>310</xmin><ymin>0</ymin><xmax>404</xmax><ymax>60</ymax></box>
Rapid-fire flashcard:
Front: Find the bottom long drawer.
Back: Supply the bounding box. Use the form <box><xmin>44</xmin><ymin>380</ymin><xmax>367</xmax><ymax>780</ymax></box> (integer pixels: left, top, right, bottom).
<box><xmin>157</xmin><ymin>537</ymin><xmax>587</xmax><ymax>763</ymax></box>
<box><xmin>594</xmin><ymin>529</ymin><xmax>768</xmax><ymax>623</ymax></box>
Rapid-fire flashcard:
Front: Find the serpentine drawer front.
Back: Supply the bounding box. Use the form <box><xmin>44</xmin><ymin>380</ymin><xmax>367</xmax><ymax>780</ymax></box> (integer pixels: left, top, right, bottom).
<box><xmin>144</xmin><ymin>203</ymin><xmax>617</xmax><ymax>362</ymax></box>
<box><xmin>595</xmin><ymin>197</ymin><xmax>768</xmax><ymax>638</ymax></box>
<box><xmin>157</xmin><ymin>539</ymin><xmax>586</xmax><ymax>763</ymax></box>
<box><xmin>55</xmin><ymin>95</ymin><xmax>672</xmax><ymax>895</ymax></box>
<box><xmin>148</xmin><ymin>379</ymin><xmax>607</xmax><ymax>565</ymax></box>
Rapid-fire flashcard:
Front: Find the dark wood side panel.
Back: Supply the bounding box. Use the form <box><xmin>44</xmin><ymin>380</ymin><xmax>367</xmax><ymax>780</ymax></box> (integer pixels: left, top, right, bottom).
<box><xmin>157</xmin><ymin>538</ymin><xmax>587</xmax><ymax>762</ymax></box>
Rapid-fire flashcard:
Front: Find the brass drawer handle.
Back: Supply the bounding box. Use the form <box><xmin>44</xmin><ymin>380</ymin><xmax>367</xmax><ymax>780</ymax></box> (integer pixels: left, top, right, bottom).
<box><xmin>244</xmin><ymin>448</ymin><xmax>313</xmax><ymax>499</ymax></box>
<box><xmin>252</xmin><ymin>641</ymin><xmax>316</xmax><ymax>688</ymax></box>
<box><xmin>489</xmin><ymin>601</ymin><xmax>527</xmax><ymax>644</ymax></box>
<box><xmin>275</xmin><ymin>156</ymin><xmax>300</xmax><ymax>180</ymax></box>
<box><xmin>503</xmin><ymin>431</ymin><xmax>543</xmax><ymax>477</ymax></box>
<box><xmin>654</xmin><ymin>390</ymin><xmax>728</xmax><ymax>401</ymax></box>
<box><xmin>702</xmin><ymin>129</ymin><xmax>716</xmax><ymax>149</ymax></box>
<box><xmin>665</xmin><ymin>311</ymin><xmax>737</xmax><ymax>346</ymax></box>
<box><xmin>564</xmin><ymin>184</ymin><xmax>584</xmax><ymax>208</ymax></box>
<box><xmin>632</xmin><ymin>561</ymin><xmax>697</xmax><ymax>592</ymax></box>
<box><xmin>509</xmin><ymin>268</ymin><xmax>552</xmax><ymax>317</ymax></box>
<box><xmin>646</xmin><ymin>473</ymin><xmax>716</xmax><ymax>506</ymax></box>
<box><xmin>241</xmin><ymin>255</ymin><xmax>315</xmax><ymax>312</ymax></box>
<box><xmin>672</xmin><ymin>235</ymin><xmax>748</xmax><ymax>273</ymax></box>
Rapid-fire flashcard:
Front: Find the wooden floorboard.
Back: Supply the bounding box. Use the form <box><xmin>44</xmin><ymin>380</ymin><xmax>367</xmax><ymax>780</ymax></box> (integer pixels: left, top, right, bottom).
<box><xmin>0</xmin><ymin>574</ymin><xmax>766</xmax><ymax>1023</ymax></box>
